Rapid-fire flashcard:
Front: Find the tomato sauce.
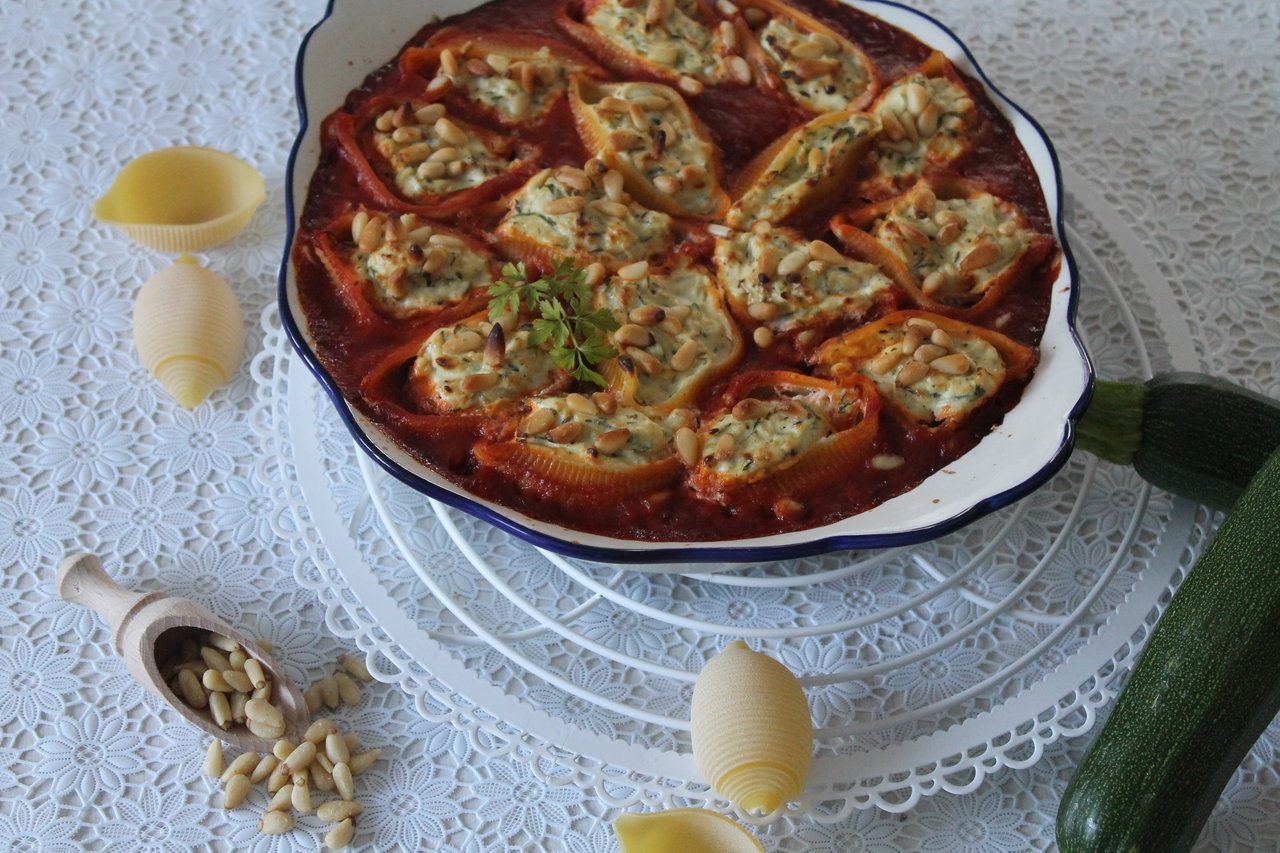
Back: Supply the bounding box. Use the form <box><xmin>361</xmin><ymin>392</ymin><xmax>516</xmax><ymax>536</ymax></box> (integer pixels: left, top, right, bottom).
<box><xmin>293</xmin><ymin>0</ymin><xmax>1060</xmax><ymax>541</ymax></box>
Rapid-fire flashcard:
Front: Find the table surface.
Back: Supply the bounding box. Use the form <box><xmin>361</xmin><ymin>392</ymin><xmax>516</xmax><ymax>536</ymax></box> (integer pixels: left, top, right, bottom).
<box><xmin>3</xmin><ymin>0</ymin><xmax>1279</xmax><ymax>850</ymax></box>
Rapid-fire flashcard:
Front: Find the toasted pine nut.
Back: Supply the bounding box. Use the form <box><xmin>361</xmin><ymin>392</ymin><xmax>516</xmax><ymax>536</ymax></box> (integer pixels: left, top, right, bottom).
<box><xmin>326</xmin><ymin>733</ymin><xmax>351</xmax><ymax>766</ymax></box>
<box><xmin>584</xmin><ymin>261</ymin><xmax>607</xmax><ymax>286</ymax></box>
<box><xmin>243</xmin><ymin>658</ymin><xmax>267</xmax><ymax>690</ymax></box>
<box><xmin>880</xmin><ymin>108</ymin><xmax>906</xmax><ymax>141</ymax></box>
<box><xmin>594</xmin><ymin>428</ymin><xmax>632</xmax><ymax>455</ymax></box>
<box><xmin>272</xmin><ymin>739</ymin><xmax>295</xmax><ymax>761</ymax></box>
<box><xmin>675</xmin><ymin>427</ymin><xmax>699</xmax><ymax>467</ymax></box>
<box><xmin>670</xmin><ymin>339</ymin><xmax>699</xmax><ymax>372</ymax></box>
<box><xmin>263</xmin><ymin>783</ymin><xmax>290</xmax><ymax>814</ymax></box>
<box><xmin>250</xmin><ymin>754</ymin><xmax>278</xmax><ymax>784</ymax></box>
<box><xmin>334</xmin><ymin>672</ymin><xmax>362</xmax><ymax>706</ymax></box>
<box><xmin>555</xmin><ymin>166</ymin><xmax>592</xmax><ymax>192</ymax></box>
<box><xmin>792</xmin><ymin>40</ymin><xmax>824</xmax><ymax>60</ymax></box>
<box><xmin>203</xmin><ymin>740</ymin><xmax>223</xmax><ymax>777</ymax></box>
<box><xmin>614</xmin><ymin>324</ymin><xmax>653</xmax><ymax>348</ymax></box>
<box><xmin>544</xmin><ymin>195</ymin><xmax>585</xmax><ymax>215</ymax></box>
<box><xmin>178</xmin><ymin>669</ymin><xmax>207</xmax><ymax>709</ymax></box>
<box><xmin>317</xmin><ymin>800</ymin><xmax>365</xmax><ymax>822</ymax></box>
<box><xmin>200</xmin><ymin>646</ymin><xmax>232</xmax><ymax>672</ymax></box>
<box><xmin>653</xmin><ymin>174</ymin><xmax>682</xmax><ymax>195</ymax></box>
<box><xmin>677</xmin><ymin>75</ymin><xmax>703</xmax><ymax>95</ymax></box>
<box><xmin>347</xmin><ymin>749</ymin><xmax>381</xmax><ymax>776</ymax></box>
<box><xmin>630</xmin><ymin>304</ymin><xmax>666</xmax><ymax>326</ymax></box>
<box><xmin>917</xmin><ymin>103</ymin><xmax>939</xmax><ymax>137</ymax></box>
<box><xmin>905</xmin><ymin>317</ymin><xmax>938</xmax><ymax>333</ymax></box>
<box><xmin>746</xmin><ymin>301</ymin><xmax>778</xmax><ymax>322</ymax></box>
<box><xmin>625</xmin><ymin>346</ymin><xmax>662</xmax><ymax>374</ymax></box>
<box><xmin>209</xmin><ymin>692</ymin><xmax>232</xmax><ymax>729</ymax></box>
<box><xmin>777</xmin><ymin>248</ymin><xmax>810</xmax><ymax>276</ymax></box>
<box><xmin>905</xmin><ymin>82</ymin><xmax>930</xmax><ymax>115</ymax></box>
<box><xmin>713</xmin><ymin>432</ymin><xmax>736</xmax><ymax>459</ymax></box>
<box><xmin>282</xmin><ymin>739</ymin><xmax>317</xmax><ymax>775</ymax></box>
<box><xmin>753</xmin><ymin>326</ymin><xmax>774</xmax><ymax>348</ymax></box>
<box><xmin>326</xmin><ymin>818</ymin><xmax>356</xmax><ymax>850</ymax></box>
<box><xmin>566</xmin><ymin>392</ymin><xmax>599</xmax><ymax>415</ymax></box>
<box><xmin>222</xmin><ymin>773</ymin><xmax>251</xmax><ymax>810</ymax></box>
<box><xmin>937</xmin><ymin>222</ymin><xmax>962</xmax><ymax>245</ymax></box>
<box><xmin>896</xmin><ymin>359</ymin><xmax>930</xmax><ymax>385</ymax></box>
<box><xmin>523</xmin><ymin>407</ymin><xmax>557</xmax><ymax>436</ymax></box>
<box><xmin>930</xmin><ymin>328</ymin><xmax>954</xmax><ymax>349</ymax></box>
<box><xmin>415</xmin><ymin>103</ymin><xmax>446</xmax><ymax>125</ymax></box>
<box><xmin>921</xmin><ymin>271</ymin><xmax>946</xmax><ymax>294</ymax></box>
<box><xmin>733</xmin><ymin>398</ymin><xmax>768</xmax><ymax>421</ymax></box>
<box><xmin>592</xmin><ymin>392</ymin><xmax>618</xmax><ymax>415</ymax></box>
<box><xmin>808</xmin><ymin>240</ymin><xmax>844</xmax><ymax>265</ymax></box>
<box><xmin>912</xmin><ymin>343</ymin><xmax>947</xmax><ymax>363</ymax></box>
<box><xmin>960</xmin><ymin>242</ymin><xmax>1000</xmax><ymax>272</ymax></box>
<box><xmin>901</xmin><ymin>327</ymin><xmax>923</xmax><ymax>355</ymax></box>
<box><xmin>258</xmin><ymin>810</ymin><xmax>294</xmax><ymax>835</ymax></box>
<box><xmin>333</xmin><ymin>762</ymin><xmax>355</xmax><ymax>801</ymax></box>
<box><xmin>547</xmin><ymin>421</ymin><xmax>583</xmax><ymax>444</ymax></box>
<box><xmin>617</xmin><ymin>260</ymin><xmax>649</xmax><ymax>281</ymax></box>
<box><xmin>931</xmin><ymin>353</ymin><xmax>972</xmax><ymax>375</ymax></box>
<box><xmin>869</xmin><ymin>351</ymin><xmax>902</xmax><ymax>374</ymax></box>
<box><xmin>461</xmin><ymin>373</ymin><xmax>499</xmax><ymax>393</ymax></box>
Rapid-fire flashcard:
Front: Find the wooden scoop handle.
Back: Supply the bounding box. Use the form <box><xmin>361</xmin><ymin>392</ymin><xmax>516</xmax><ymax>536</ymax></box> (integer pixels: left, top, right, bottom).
<box><xmin>57</xmin><ymin>553</ymin><xmax>164</xmax><ymax>647</ymax></box>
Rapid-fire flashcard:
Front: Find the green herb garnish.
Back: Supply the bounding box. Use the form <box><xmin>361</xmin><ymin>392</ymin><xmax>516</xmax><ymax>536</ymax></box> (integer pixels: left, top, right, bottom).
<box><xmin>487</xmin><ymin>259</ymin><xmax>619</xmax><ymax>387</ymax></box>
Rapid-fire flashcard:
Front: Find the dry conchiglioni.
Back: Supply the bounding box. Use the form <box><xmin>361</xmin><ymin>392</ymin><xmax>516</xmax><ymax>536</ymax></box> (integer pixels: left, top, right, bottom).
<box><xmin>93</xmin><ymin>146</ymin><xmax>265</xmax><ymax>253</ymax></box>
<box><xmin>133</xmin><ymin>255</ymin><xmax>244</xmax><ymax>408</ymax></box>
<box><xmin>614</xmin><ymin>808</ymin><xmax>765</xmax><ymax>853</ymax></box>
<box><xmin>690</xmin><ymin>641</ymin><xmax>813</xmax><ymax>814</ymax></box>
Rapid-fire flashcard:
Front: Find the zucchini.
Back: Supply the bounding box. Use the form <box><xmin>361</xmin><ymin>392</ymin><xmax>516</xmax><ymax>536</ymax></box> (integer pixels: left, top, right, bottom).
<box><xmin>1056</xmin><ymin>445</ymin><xmax>1280</xmax><ymax>853</ymax></box>
<box><xmin>1075</xmin><ymin>372</ymin><xmax>1280</xmax><ymax>510</ymax></box>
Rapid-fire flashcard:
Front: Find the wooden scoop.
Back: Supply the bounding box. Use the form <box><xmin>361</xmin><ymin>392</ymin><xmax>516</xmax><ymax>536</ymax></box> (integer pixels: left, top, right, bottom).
<box><xmin>57</xmin><ymin>552</ymin><xmax>310</xmax><ymax>752</ymax></box>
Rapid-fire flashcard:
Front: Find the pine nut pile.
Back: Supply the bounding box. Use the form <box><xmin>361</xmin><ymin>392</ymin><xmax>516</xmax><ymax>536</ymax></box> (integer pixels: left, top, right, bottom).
<box><xmin>201</xmin><ymin>650</ymin><xmax>379</xmax><ymax>848</ymax></box>
<box><xmin>165</xmin><ymin>632</ymin><xmax>282</xmax><ymax>737</ymax></box>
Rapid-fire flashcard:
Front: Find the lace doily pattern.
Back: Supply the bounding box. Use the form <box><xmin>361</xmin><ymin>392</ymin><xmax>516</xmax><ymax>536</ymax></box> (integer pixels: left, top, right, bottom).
<box><xmin>2</xmin><ymin>0</ymin><xmax>1279</xmax><ymax>850</ymax></box>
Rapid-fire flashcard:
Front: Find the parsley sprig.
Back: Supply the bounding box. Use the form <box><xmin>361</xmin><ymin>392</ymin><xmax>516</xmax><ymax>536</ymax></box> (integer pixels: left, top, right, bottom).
<box><xmin>487</xmin><ymin>259</ymin><xmax>619</xmax><ymax>387</ymax></box>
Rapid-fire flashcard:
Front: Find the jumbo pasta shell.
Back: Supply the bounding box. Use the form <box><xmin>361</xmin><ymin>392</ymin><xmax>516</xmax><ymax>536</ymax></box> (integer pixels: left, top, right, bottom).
<box><xmin>614</xmin><ymin>808</ymin><xmax>765</xmax><ymax>853</ymax></box>
<box><xmin>133</xmin><ymin>256</ymin><xmax>244</xmax><ymax>407</ymax></box>
<box><xmin>690</xmin><ymin>641</ymin><xmax>812</xmax><ymax>814</ymax></box>
<box><xmin>93</xmin><ymin>147</ymin><xmax>265</xmax><ymax>253</ymax></box>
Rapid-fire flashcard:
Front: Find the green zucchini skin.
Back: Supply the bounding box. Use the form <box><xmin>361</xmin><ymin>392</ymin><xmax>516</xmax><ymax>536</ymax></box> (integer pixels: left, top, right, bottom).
<box><xmin>1075</xmin><ymin>372</ymin><xmax>1280</xmax><ymax>509</ymax></box>
<box><xmin>1056</xmin><ymin>446</ymin><xmax>1280</xmax><ymax>853</ymax></box>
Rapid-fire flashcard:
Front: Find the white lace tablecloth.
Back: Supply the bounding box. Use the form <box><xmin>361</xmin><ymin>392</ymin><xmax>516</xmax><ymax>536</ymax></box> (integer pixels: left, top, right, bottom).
<box><xmin>3</xmin><ymin>1</ymin><xmax>1278</xmax><ymax>850</ymax></box>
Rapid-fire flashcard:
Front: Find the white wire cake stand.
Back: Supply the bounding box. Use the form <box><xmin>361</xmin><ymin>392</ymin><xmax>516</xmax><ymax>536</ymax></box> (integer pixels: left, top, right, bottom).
<box><xmin>252</xmin><ymin>172</ymin><xmax>1208</xmax><ymax>821</ymax></box>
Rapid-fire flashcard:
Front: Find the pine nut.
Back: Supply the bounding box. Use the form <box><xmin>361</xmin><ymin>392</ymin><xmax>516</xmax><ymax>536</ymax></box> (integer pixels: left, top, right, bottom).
<box><xmin>602</xmin><ymin>169</ymin><xmax>625</xmax><ymax>201</ymax></box>
<box><xmin>439</xmin><ymin>49</ymin><xmax>460</xmax><ymax>76</ymax></box>
<box><xmin>228</xmin><ymin>649</ymin><xmax>248</xmax><ymax>671</ymax></box>
<box><xmin>921</xmin><ymin>271</ymin><xmax>946</xmax><ymax>294</ymax></box>
<box><xmin>869</xmin><ymin>352</ymin><xmax>901</xmax><ymax>374</ymax></box>
<box><xmin>930</xmin><ymin>328</ymin><xmax>954</xmax><ymax>348</ymax></box>
<box><xmin>548</xmin><ymin>421</ymin><xmax>583</xmax><ymax>444</ymax></box>
<box><xmin>461</xmin><ymin>373</ymin><xmax>499</xmax><ymax>393</ymax></box>
<box><xmin>678</xmin><ymin>75</ymin><xmax>703</xmax><ymax>95</ymax></box>
<box><xmin>675</xmin><ymin>427</ymin><xmax>699</xmax><ymax>467</ymax></box>
<box><xmin>223</xmin><ymin>773</ymin><xmax>251</xmax><ymax>809</ymax></box>
<box><xmin>792</xmin><ymin>40</ymin><xmax>824</xmax><ymax>60</ymax></box>
<box><xmin>292</xmin><ymin>776</ymin><xmax>313</xmax><ymax>813</ymax></box>
<box><xmin>713</xmin><ymin>432</ymin><xmax>736</xmax><ymax>460</ymax></box>
<box><xmin>304</xmin><ymin>685</ymin><xmax>323</xmax><ymax>714</ymax></box>
<box><xmin>777</xmin><ymin>248</ymin><xmax>810</xmax><ymax>276</ymax></box>
<box><xmin>221</xmin><ymin>753</ymin><xmax>258</xmax><ymax>783</ymax></box>
<box><xmin>653</xmin><ymin>174</ymin><xmax>682</xmax><ymax>195</ymax></box>
<box><xmin>427</xmin><ymin>146</ymin><xmax>461</xmax><ymax>163</ymax></box>
<box><xmin>896</xmin><ymin>360</ymin><xmax>929</xmax><ymax>386</ymax></box>
<box><xmin>906</xmin><ymin>317</ymin><xmax>938</xmax><ymax>333</ymax></box>
<box><xmin>206</xmin><ymin>633</ymin><xmax>239</xmax><ymax>653</ymax></box>
<box><xmin>555</xmin><ymin>166</ymin><xmax>592</xmax><ymax>192</ymax></box>
<box><xmin>626</xmin><ymin>346</ymin><xmax>662</xmax><ymax>374</ymax></box>
<box><xmin>935</xmin><ymin>223</ymin><xmax>961</xmax><ymax>245</ymax></box>
<box><xmin>670</xmin><ymin>339</ymin><xmax>699</xmax><ymax>372</ymax></box>
<box><xmin>510</xmin><ymin>91</ymin><xmax>531</xmax><ymax>117</ymax></box>
<box><xmin>733</xmin><ymin>398</ymin><xmax>768</xmax><ymax>420</ymax></box>
<box><xmin>266</xmin><ymin>760</ymin><xmax>290</xmax><ymax>793</ymax></box>
<box><xmin>201</xmin><ymin>646</ymin><xmax>232</xmax><ymax>672</ymax></box>
<box><xmin>807</xmin><ymin>147</ymin><xmax>825</xmax><ymax>171</ymax></box>
<box><xmin>594</xmin><ymin>428</ymin><xmax>632</xmax><ymax>455</ymax></box>
<box><xmin>560</xmin><ymin>393</ymin><xmax>594</xmax><ymax>416</ymax></box>
<box><xmin>901</xmin><ymin>328</ymin><xmax>923</xmax><ymax>355</ymax></box>
<box><xmin>326</xmin><ymin>818</ymin><xmax>356</xmax><ymax>850</ymax></box>
<box><xmin>960</xmin><ymin>242</ymin><xmax>1001</xmax><ymax>272</ymax></box>
<box><xmin>630</xmin><ymin>305</ymin><xmax>666</xmax><ymax>326</ymax></box>
<box><xmin>441</xmin><ymin>330</ymin><xmax>484</xmax><ymax>355</ymax></box>
<box><xmin>523</xmin><ymin>407</ymin><xmax>557</xmax><ymax>436</ymax></box>
<box><xmin>726</xmin><ymin>55</ymin><xmax>752</xmax><ymax>84</ymax></box>
<box><xmin>880</xmin><ymin>108</ymin><xmax>907</xmax><ymax>141</ymax></box>
<box><xmin>617</xmin><ymin>260</ymin><xmax>649</xmax><ymax>281</ymax></box>
<box><xmin>615</xmin><ymin>324</ymin><xmax>653</xmax><ymax>348</ymax></box>
<box><xmin>248</xmin><ymin>718</ymin><xmax>285</xmax><ymax>740</ymax></box>
<box><xmin>871</xmin><ymin>454</ymin><xmax>906</xmax><ymax>470</ymax></box>
<box><xmin>347</xmin><ymin>749</ymin><xmax>381</xmax><ymax>776</ymax></box>
<box><xmin>931</xmin><ymin>353</ymin><xmax>972</xmax><ymax>375</ymax></box>
<box><xmin>897</xmin><ymin>222</ymin><xmax>930</xmax><ymax>246</ymax></box>
<box><xmin>283</xmin><ymin>739</ymin><xmax>317</xmax><ymax>774</ymax></box>
<box><xmin>584</xmin><ymin>261</ymin><xmax>607</xmax><ymax>286</ymax></box>
<box><xmin>392</xmin><ymin>125</ymin><xmax>423</xmax><ymax>144</ymax></box>
<box><xmin>305</xmin><ymin>718</ymin><xmax>336</xmax><ymax>744</ymax></box>
<box><xmin>913</xmin><ymin>188</ymin><xmax>937</xmax><ymax>217</ymax></box>
<box><xmin>753</xmin><ymin>326</ymin><xmax>774</xmax><ymax>347</ymax></box>
<box><xmin>203</xmin><ymin>740</ymin><xmax>223</xmax><ymax>777</ymax></box>
<box><xmin>266</xmin><ymin>783</ymin><xmax>293</xmax><ymax>813</ymax></box>
<box><xmin>487</xmin><ymin>52</ymin><xmax>512</xmax><ymax>73</ymax></box>
<box><xmin>326</xmin><ymin>733</ymin><xmax>351</xmax><ymax>766</ymax></box>
<box><xmin>258</xmin><ymin>810</ymin><xmax>294</xmax><ymax>834</ymax></box>
<box><xmin>317</xmin><ymin>800</ymin><xmax>365</xmax><ymax>822</ymax></box>
<box><xmin>913</xmin><ymin>343</ymin><xmax>947</xmax><ymax>363</ymax></box>
<box><xmin>357</xmin><ymin>217</ymin><xmax>384</xmax><ymax>253</ymax></box>
<box><xmin>209</xmin><ymin>692</ymin><xmax>231</xmax><ymax>729</ymax></box>
<box><xmin>311</xmin><ymin>760</ymin><xmax>335</xmax><ymax>792</ymax></box>
<box><xmin>272</xmin><ymin>740</ymin><xmax>295</xmax><ymax>761</ymax></box>
<box><xmin>935</xmin><ymin>209</ymin><xmax>966</xmax><ymax>228</ymax></box>
<box><xmin>808</xmin><ymin>240</ymin><xmax>843</xmax><ymax>264</ymax></box>
<box><xmin>334</xmin><ymin>672</ymin><xmax>362</xmax><ymax>706</ymax></box>
<box><xmin>906</xmin><ymin>82</ymin><xmax>930</xmax><ymax>115</ymax></box>
<box><xmin>245</xmin><ymin>697</ymin><xmax>284</xmax><ymax>729</ymax></box>
<box><xmin>222</xmin><ymin>670</ymin><xmax>252</xmax><ymax>693</ymax></box>
<box><xmin>251</xmin><ymin>754</ymin><xmax>278</xmax><ymax>784</ymax></box>
<box><xmin>315</xmin><ymin>751</ymin><xmax>334</xmax><ymax>774</ymax></box>
<box><xmin>230</xmin><ymin>691</ymin><xmax>248</xmax><ymax>724</ymax></box>
<box><xmin>375</xmin><ymin>111</ymin><xmax>396</xmax><ymax>132</ymax></box>
<box><xmin>715</xmin><ymin>0</ymin><xmax>738</xmax><ymax>14</ymax></box>
<box><xmin>333</xmin><ymin>761</ymin><xmax>356</xmax><ymax>801</ymax></box>
<box><xmin>415</xmin><ymin>103</ymin><xmax>446</xmax><ymax>125</ymax></box>
<box><xmin>592</xmin><ymin>392</ymin><xmax>618</xmax><ymax>415</ymax></box>
<box><xmin>917</xmin><ymin>103</ymin><xmax>939</xmax><ymax>137</ymax></box>
<box><xmin>178</xmin><ymin>669</ymin><xmax>207</xmax><ymax>709</ymax></box>
<box><xmin>544</xmin><ymin>195</ymin><xmax>585</xmax><ymax>215</ymax></box>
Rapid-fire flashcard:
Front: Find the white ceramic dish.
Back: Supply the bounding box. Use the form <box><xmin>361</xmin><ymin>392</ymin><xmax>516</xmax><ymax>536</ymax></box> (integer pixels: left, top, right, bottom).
<box><xmin>279</xmin><ymin>0</ymin><xmax>1093</xmax><ymax>565</ymax></box>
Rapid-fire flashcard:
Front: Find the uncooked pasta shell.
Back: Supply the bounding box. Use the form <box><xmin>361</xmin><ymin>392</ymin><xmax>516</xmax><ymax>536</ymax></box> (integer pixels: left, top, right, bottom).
<box><xmin>690</xmin><ymin>641</ymin><xmax>812</xmax><ymax>814</ymax></box>
<box><xmin>133</xmin><ymin>256</ymin><xmax>244</xmax><ymax>407</ymax></box>
<box><xmin>614</xmin><ymin>808</ymin><xmax>765</xmax><ymax>853</ymax></box>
